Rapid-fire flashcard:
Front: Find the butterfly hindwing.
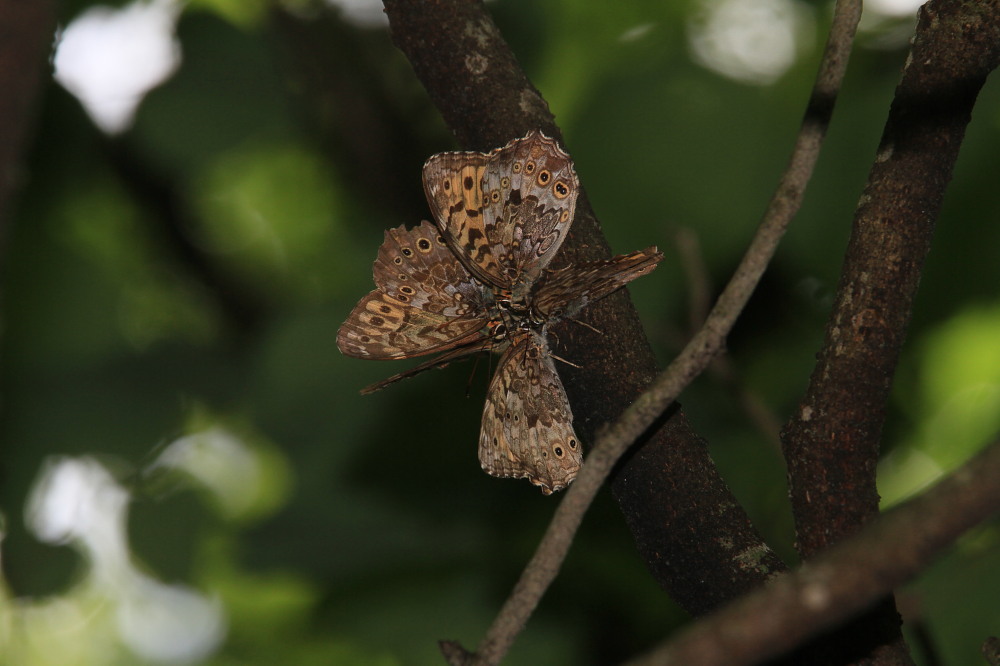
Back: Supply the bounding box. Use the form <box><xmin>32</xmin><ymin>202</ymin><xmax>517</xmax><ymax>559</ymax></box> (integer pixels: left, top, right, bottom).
<box><xmin>479</xmin><ymin>330</ymin><xmax>582</xmax><ymax>495</ymax></box>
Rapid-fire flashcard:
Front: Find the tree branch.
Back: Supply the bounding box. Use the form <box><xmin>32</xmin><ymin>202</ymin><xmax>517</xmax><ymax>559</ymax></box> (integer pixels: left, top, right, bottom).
<box><xmin>756</xmin><ymin>0</ymin><xmax>1000</xmax><ymax>664</ymax></box>
<box><xmin>674</xmin><ymin>228</ymin><xmax>783</xmax><ymax>452</ymax></box>
<box><xmin>411</xmin><ymin>0</ymin><xmax>862</xmax><ymax>662</ymax></box>
<box><xmin>782</xmin><ymin>0</ymin><xmax>1000</xmax><ymax>558</ymax></box>
<box><xmin>0</xmin><ymin>0</ymin><xmax>56</xmax><ymax>258</ymax></box>
<box><xmin>623</xmin><ymin>438</ymin><xmax>1000</xmax><ymax>666</ymax></box>
<box><xmin>383</xmin><ymin>0</ymin><xmax>787</xmax><ymax>628</ymax></box>
<box><xmin>777</xmin><ymin>2</ymin><xmax>1000</xmax><ymax>661</ymax></box>
<box><xmin>101</xmin><ymin>138</ymin><xmax>269</xmax><ymax>336</ymax></box>
<box><xmin>984</xmin><ymin>637</ymin><xmax>1000</xmax><ymax>666</ymax></box>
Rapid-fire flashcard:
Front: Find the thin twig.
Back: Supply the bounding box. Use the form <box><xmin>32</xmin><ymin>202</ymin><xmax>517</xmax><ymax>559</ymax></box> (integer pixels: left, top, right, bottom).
<box><xmin>710</xmin><ymin>355</ymin><xmax>785</xmax><ymax>452</ymax></box>
<box><xmin>674</xmin><ymin>227</ymin><xmax>783</xmax><ymax>452</ymax></box>
<box><xmin>674</xmin><ymin>228</ymin><xmax>712</xmax><ymax>329</ymax></box>
<box><xmin>622</xmin><ymin>438</ymin><xmax>1000</xmax><ymax>666</ymax></box>
<box><xmin>462</xmin><ymin>1</ymin><xmax>863</xmax><ymax>663</ymax></box>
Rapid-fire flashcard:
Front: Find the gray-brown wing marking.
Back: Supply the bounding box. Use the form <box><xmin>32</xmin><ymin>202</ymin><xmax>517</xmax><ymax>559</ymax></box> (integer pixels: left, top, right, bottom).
<box><xmin>479</xmin><ymin>330</ymin><xmax>582</xmax><ymax>494</ymax></box>
<box><xmin>481</xmin><ymin>131</ymin><xmax>579</xmax><ymax>289</ymax></box>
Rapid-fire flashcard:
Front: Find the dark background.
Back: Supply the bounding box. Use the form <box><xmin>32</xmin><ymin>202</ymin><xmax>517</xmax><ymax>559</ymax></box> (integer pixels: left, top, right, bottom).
<box><xmin>2</xmin><ymin>1</ymin><xmax>999</xmax><ymax>664</ymax></box>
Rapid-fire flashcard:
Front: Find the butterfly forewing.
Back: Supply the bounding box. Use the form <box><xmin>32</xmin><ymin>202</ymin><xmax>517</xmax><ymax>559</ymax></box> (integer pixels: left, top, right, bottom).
<box><xmin>482</xmin><ymin>132</ymin><xmax>579</xmax><ymax>288</ymax></box>
<box><xmin>337</xmin><ymin>220</ymin><xmax>493</xmax><ymax>360</ymax></box>
<box><xmin>479</xmin><ymin>330</ymin><xmax>582</xmax><ymax>495</ymax></box>
<box><xmin>530</xmin><ymin>246</ymin><xmax>664</xmax><ymax>322</ymax></box>
<box><xmin>373</xmin><ymin>220</ymin><xmax>491</xmax><ymax>317</ymax></box>
<box><xmin>422</xmin><ymin>152</ymin><xmax>498</xmax><ymax>286</ymax></box>
<box><xmin>359</xmin><ymin>338</ymin><xmax>498</xmax><ymax>394</ymax></box>
<box><xmin>423</xmin><ymin>131</ymin><xmax>579</xmax><ymax>292</ymax></box>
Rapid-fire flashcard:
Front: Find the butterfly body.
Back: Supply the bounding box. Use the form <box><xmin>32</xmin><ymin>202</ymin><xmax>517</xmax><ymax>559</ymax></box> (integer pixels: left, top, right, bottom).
<box><xmin>339</xmin><ymin>131</ymin><xmax>662</xmax><ymax>493</ymax></box>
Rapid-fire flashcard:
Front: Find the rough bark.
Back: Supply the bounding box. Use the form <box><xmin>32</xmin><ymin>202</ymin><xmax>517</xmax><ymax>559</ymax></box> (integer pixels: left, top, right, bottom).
<box><xmin>780</xmin><ymin>1</ymin><xmax>1000</xmax><ymax>663</ymax></box>
<box><xmin>383</xmin><ymin>0</ymin><xmax>786</xmax><ymax>617</ymax></box>
<box><xmin>627</xmin><ymin>438</ymin><xmax>1000</xmax><ymax>666</ymax></box>
<box><xmin>0</xmin><ymin>0</ymin><xmax>56</xmax><ymax>259</ymax></box>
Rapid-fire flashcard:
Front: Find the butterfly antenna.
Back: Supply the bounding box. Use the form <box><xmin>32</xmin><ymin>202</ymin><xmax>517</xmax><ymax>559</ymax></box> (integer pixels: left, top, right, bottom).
<box><xmin>568</xmin><ymin>317</ymin><xmax>603</xmax><ymax>335</ymax></box>
<box><xmin>543</xmin><ymin>329</ymin><xmax>581</xmax><ymax>368</ymax></box>
<box><xmin>550</xmin><ymin>353</ymin><xmax>583</xmax><ymax>369</ymax></box>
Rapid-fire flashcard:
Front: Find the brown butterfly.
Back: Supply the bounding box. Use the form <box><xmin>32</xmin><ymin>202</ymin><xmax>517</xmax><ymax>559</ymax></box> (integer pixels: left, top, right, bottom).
<box><xmin>338</xmin><ymin>131</ymin><xmax>662</xmax><ymax>493</ymax></box>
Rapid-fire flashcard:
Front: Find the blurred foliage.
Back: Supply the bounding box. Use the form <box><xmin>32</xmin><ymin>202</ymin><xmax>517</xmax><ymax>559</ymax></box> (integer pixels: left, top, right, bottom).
<box><xmin>2</xmin><ymin>0</ymin><xmax>1000</xmax><ymax>664</ymax></box>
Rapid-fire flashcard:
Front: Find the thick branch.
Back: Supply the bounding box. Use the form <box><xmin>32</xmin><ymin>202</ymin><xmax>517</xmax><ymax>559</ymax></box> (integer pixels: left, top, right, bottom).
<box><xmin>781</xmin><ymin>0</ymin><xmax>1000</xmax><ymax>556</ymax></box>
<box><xmin>773</xmin><ymin>3</ymin><xmax>1000</xmax><ymax>663</ymax></box>
<box><xmin>0</xmin><ymin>0</ymin><xmax>56</xmax><ymax>258</ymax></box>
<box><xmin>414</xmin><ymin>1</ymin><xmax>862</xmax><ymax>663</ymax></box>
<box><xmin>384</xmin><ymin>0</ymin><xmax>783</xmax><ymax>619</ymax></box>
<box><xmin>625</xmin><ymin>438</ymin><xmax>1000</xmax><ymax>666</ymax></box>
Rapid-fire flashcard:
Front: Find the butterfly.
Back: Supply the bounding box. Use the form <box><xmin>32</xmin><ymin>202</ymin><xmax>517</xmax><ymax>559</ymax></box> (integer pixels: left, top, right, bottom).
<box><xmin>338</xmin><ymin>131</ymin><xmax>662</xmax><ymax>493</ymax></box>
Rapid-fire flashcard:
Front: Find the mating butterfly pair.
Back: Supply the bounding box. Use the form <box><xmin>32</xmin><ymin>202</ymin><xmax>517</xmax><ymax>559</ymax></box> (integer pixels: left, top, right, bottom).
<box><xmin>338</xmin><ymin>131</ymin><xmax>661</xmax><ymax>494</ymax></box>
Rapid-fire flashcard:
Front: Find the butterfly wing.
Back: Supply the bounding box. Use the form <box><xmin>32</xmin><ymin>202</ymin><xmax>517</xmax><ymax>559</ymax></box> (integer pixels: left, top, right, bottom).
<box><xmin>479</xmin><ymin>331</ymin><xmax>582</xmax><ymax>494</ymax></box>
<box><xmin>530</xmin><ymin>246</ymin><xmax>663</xmax><ymax>322</ymax></box>
<box><xmin>337</xmin><ymin>220</ymin><xmax>493</xmax><ymax>360</ymax></box>
<box><xmin>359</xmin><ymin>339</ymin><xmax>496</xmax><ymax>394</ymax></box>
<box><xmin>421</xmin><ymin>150</ymin><xmax>495</xmax><ymax>284</ymax></box>
<box><xmin>423</xmin><ymin>131</ymin><xmax>579</xmax><ymax>290</ymax></box>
